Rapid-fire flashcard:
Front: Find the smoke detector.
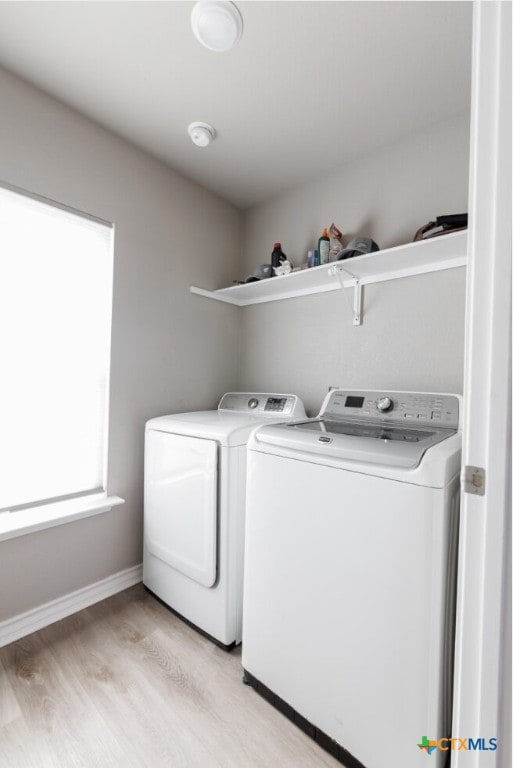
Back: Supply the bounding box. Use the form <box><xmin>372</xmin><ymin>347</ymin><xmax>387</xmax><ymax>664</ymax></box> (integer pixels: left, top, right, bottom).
<box><xmin>188</xmin><ymin>122</ymin><xmax>217</xmax><ymax>148</ymax></box>
<box><xmin>191</xmin><ymin>1</ymin><xmax>243</xmax><ymax>52</ymax></box>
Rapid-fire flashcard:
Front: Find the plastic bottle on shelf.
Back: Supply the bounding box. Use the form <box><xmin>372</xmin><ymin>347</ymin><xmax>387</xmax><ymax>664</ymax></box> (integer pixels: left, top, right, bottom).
<box><xmin>271</xmin><ymin>242</ymin><xmax>286</xmax><ymax>274</ymax></box>
<box><xmin>318</xmin><ymin>228</ymin><xmax>330</xmax><ymax>265</ymax></box>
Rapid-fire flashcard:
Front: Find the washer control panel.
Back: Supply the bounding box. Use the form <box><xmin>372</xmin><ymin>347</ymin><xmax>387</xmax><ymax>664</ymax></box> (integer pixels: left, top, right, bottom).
<box><xmin>323</xmin><ymin>390</ymin><xmax>459</xmax><ymax>429</ymax></box>
<box><xmin>219</xmin><ymin>393</ymin><xmax>306</xmax><ymax>418</ymax></box>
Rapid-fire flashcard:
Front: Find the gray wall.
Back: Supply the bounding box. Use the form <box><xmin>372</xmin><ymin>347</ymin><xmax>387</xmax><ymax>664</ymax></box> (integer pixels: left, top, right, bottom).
<box><xmin>0</xmin><ymin>68</ymin><xmax>242</xmax><ymax>620</ymax></box>
<box><xmin>0</xmin><ymin>70</ymin><xmax>470</xmax><ymax>622</ymax></box>
<box><xmin>240</xmin><ymin>114</ymin><xmax>470</xmax><ymax>414</ymax></box>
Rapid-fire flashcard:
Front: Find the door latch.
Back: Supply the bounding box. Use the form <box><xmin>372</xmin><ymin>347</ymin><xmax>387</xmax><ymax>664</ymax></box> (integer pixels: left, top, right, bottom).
<box><xmin>463</xmin><ymin>466</ymin><xmax>486</xmax><ymax>496</ymax></box>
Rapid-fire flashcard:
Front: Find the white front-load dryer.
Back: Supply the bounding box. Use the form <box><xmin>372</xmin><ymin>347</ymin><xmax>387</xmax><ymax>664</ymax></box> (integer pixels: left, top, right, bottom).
<box><xmin>143</xmin><ymin>392</ymin><xmax>306</xmax><ymax>649</ymax></box>
<box><xmin>242</xmin><ymin>389</ymin><xmax>462</xmax><ymax>767</ymax></box>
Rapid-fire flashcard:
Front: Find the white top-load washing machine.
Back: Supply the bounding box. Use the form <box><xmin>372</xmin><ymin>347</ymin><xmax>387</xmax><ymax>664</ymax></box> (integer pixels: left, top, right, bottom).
<box><xmin>143</xmin><ymin>392</ymin><xmax>306</xmax><ymax>649</ymax></box>
<box><xmin>242</xmin><ymin>389</ymin><xmax>461</xmax><ymax>768</ymax></box>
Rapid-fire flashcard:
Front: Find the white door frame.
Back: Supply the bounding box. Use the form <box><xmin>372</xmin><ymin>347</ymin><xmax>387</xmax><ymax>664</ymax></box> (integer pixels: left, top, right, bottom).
<box><xmin>452</xmin><ymin>2</ymin><xmax>511</xmax><ymax>767</ymax></box>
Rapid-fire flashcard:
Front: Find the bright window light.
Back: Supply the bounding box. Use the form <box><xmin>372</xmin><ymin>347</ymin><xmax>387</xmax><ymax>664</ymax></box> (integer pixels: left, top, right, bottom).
<box><xmin>0</xmin><ymin>185</ymin><xmax>114</xmax><ymax>511</ymax></box>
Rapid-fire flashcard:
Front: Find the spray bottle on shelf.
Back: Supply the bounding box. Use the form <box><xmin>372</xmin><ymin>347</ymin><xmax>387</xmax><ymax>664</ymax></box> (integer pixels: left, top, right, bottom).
<box><xmin>271</xmin><ymin>242</ymin><xmax>286</xmax><ymax>270</ymax></box>
<box><xmin>318</xmin><ymin>228</ymin><xmax>330</xmax><ymax>265</ymax></box>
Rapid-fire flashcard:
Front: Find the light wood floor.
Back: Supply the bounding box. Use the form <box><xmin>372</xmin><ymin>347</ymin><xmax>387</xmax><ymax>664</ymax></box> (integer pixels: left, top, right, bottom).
<box><xmin>0</xmin><ymin>584</ymin><xmax>341</xmax><ymax>768</ymax></box>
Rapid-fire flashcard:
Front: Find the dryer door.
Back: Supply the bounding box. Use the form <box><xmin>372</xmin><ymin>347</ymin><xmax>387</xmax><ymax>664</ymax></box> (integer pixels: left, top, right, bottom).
<box><xmin>144</xmin><ymin>430</ymin><xmax>218</xmax><ymax>587</ymax></box>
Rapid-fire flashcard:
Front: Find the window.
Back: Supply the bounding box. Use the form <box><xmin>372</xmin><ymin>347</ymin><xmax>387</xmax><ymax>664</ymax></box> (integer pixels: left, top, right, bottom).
<box><xmin>0</xmin><ymin>184</ymin><xmax>114</xmax><ymax>514</ymax></box>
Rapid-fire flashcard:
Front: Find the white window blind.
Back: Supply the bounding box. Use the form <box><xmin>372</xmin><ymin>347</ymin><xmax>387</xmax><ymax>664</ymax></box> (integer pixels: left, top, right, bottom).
<box><xmin>0</xmin><ymin>185</ymin><xmax>114</xmax><ymax>512</ymax></box>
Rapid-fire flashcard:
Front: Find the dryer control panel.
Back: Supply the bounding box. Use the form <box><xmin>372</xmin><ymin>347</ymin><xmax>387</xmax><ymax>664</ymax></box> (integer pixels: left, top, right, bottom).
<box><xmin>219</xmin><ymin>393</ymin><xmax>306</xmax><ymax>418</ymax></box>
<box><xmin>323</xmin><ymin>390</ymin><xmax>460</xmax><ymax>429</ymax></box>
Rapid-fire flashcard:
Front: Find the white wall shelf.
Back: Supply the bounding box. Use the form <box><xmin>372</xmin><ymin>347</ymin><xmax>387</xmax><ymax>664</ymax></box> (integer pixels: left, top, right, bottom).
<box><xmin>190</xmin><ymin>230</ymin><xmax>467</xmax><ymax>321</ymax></box>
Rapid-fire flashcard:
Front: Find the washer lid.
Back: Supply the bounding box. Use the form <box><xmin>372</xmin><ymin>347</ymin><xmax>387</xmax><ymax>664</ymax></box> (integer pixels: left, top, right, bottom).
<box><xmin>250</xmin><ymin>419</ymin><xmax>456</xmax><ymax>469</ymax></box>
<box><xmin>297</xmin><ymin>419</ymin><xmax>437</xmax><ymax>441</ymax></box>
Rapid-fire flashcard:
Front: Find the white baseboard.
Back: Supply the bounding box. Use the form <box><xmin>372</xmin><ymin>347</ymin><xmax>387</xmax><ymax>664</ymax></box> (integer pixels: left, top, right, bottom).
<box><xmin>0</xmin><ymin>563</ymin><xmax>142</xmax><ymax>648</ymax></box>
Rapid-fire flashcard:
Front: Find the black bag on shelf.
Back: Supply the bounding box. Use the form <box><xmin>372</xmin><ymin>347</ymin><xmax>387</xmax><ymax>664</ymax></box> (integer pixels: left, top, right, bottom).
<box><xmin>413</xmin><ymin>213</ymin><xmax>468</xmax><ymax>241</ymax></box>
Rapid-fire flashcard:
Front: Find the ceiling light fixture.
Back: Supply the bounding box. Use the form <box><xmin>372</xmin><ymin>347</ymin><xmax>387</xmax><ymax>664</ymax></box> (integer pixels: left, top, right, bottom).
<box><xmin>188</xmin><ymin>121</ymin><xmax>217</xmax><ymax>148</ymax></box>
<box><xmin>191</xmin><ymin>1</ymin><xmax>243</xmax><ymax>52</ymax></box>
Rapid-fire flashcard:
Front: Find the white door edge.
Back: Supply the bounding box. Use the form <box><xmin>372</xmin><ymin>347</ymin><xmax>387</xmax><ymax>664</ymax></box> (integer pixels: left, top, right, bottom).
<box><xmin>452</xmin><ymin>3</ymin><xmax>512</xmax><ymax>766</ymax></box>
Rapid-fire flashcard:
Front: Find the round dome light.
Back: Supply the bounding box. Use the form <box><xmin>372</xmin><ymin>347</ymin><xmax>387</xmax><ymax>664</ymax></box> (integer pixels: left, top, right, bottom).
<box><xmin>188</xmin><ymin>122</ymin><xmax>217</xmax><ymax>148</ymax></box>
<box><xmin>191</xmin><ymin>1</ymin><xmax>243</xmax><ymax>52</ymax></box>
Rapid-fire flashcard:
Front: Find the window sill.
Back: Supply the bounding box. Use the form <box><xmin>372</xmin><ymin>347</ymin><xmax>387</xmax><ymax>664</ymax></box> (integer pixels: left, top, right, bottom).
<box><xmin>0</xmin><ymin>494</ymin><xmax>125</xmax><ymax>542</ymax></box>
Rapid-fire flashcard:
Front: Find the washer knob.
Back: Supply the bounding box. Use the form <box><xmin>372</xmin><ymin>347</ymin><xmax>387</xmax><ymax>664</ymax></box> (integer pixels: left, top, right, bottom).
<box><xmin>248</xmin><ymin>398</ymin><xmax>259</xmax><ymax>409</ymax></box>
<box><xmin>376</xmin><ymin>396</ymin><xmax>394</xmax><ymax>413</ymax></box>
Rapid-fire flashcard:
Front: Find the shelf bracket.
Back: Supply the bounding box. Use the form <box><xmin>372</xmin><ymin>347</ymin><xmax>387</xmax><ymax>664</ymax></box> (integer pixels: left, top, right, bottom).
<box><xmin>352</xmin><ymin>279</ymin><xmax>362</xmax><ymax>326</ymax></box>
<box><xmin>329</xmin><ymin>264</ymin><xmax>363</xmax><ymax>326</ymax></box>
